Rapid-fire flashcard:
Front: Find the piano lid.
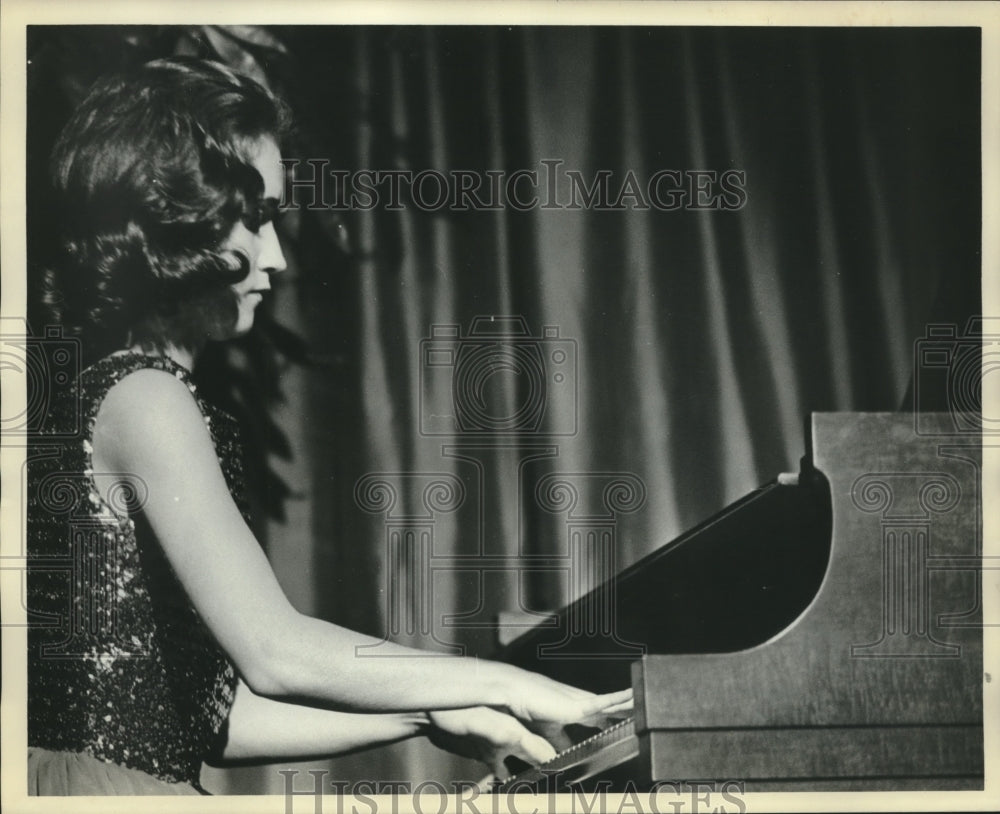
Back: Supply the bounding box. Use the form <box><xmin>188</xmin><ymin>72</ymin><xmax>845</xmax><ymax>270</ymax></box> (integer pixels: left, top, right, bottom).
<box><xmin>495</xmin><ymin>452</ymin><xmax>833</xmax><ymax>692</ymax></box>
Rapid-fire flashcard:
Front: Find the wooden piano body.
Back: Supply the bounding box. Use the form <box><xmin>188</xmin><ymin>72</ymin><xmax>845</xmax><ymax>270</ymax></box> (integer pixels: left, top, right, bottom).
<box><xmin>497</xmin><ymin>413</ymin><xmax>984</xmax><ymax>791</ymax></box>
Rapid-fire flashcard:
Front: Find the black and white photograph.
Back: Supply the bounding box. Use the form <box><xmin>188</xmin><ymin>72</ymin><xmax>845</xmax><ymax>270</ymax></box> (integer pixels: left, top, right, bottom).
<box><xmin>1</xmin><ymin>2</ymin><xmax>997</xmax><ymax>812</ymax></box>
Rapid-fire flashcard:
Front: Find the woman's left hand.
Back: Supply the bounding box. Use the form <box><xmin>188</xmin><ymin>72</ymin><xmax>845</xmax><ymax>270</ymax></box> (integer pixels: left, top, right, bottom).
<box><xmin>427</xmin><ymin>707</ymin><xmax>557</xmax><ymax>778</ymax></box>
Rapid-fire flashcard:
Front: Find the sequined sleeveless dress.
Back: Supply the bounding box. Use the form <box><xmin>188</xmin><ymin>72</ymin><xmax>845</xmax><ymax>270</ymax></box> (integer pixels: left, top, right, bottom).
<box><xmin>27</xmin><ymin>352</ymin><xmax>246</xmax><ymax>793</ymax></box>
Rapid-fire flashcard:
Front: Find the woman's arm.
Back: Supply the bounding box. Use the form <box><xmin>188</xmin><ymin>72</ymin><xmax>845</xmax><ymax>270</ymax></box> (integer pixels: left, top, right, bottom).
<box><xmin>211</xmin><ymin>679</ymin><xmax>429</xmax><ymax>764</ymax></box>
<box><xmin>94</xmin><ymin>369</ymin><xmax>630</xmax><ymax>721</ymax></box>
<box><xmin>213</xmin><ymin>681</ymin><xmax>558</xmax><ymax>770</ymax></box>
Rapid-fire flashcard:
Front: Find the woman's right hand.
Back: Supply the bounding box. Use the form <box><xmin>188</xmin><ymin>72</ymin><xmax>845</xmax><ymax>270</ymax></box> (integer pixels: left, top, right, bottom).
<box><xmin>500</xmin><ymin>669</ymin><xmax>633</xmax><ymax>725</ymax></box>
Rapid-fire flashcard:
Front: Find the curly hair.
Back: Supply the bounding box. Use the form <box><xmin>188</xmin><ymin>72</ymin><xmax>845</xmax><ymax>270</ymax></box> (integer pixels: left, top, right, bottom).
<box><xmin>42</xmin><ymin>57</ymin><xmax>291</xmax><ymax>360</ymax></box>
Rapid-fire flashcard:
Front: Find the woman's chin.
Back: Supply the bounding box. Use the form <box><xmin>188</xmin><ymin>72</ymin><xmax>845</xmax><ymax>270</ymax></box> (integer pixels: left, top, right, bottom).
<box><xmin>208</xmin><ymin>319</ymin><xmax>255</xmax><ymax>343</ymax></box>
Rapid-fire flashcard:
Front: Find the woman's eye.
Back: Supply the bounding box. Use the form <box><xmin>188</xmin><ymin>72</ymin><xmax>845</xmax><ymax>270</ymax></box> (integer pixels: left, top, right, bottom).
<box><xmin>241</xmin><ymin>199</ymin><xmax>283</xmax><ymax>233</ymax></box>
<box><xmin>258</xmin><ymin>198</ymin><xmax>282</xmax><ymax>227</ymax></box>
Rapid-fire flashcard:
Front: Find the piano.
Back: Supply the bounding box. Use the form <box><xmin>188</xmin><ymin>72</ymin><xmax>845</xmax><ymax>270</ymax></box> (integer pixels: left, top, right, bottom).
<box><xmin>495</xmin><ymin>413</ymin><xmax>984</xmax><ymax>791</ymax></box>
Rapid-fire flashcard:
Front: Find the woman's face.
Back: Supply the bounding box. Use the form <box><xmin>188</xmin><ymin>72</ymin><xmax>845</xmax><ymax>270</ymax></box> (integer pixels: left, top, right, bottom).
<box><xmin>224</xmin><ymin>138</ymin><xmax>287</xmax><ymax>336</ymax></box>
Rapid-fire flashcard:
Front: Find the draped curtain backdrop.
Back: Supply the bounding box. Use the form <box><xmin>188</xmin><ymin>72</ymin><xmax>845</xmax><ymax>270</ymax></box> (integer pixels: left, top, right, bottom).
<box><xmin>25</xmin><ymin>25</ymin><xmax>981</xmax><ymax>794</ymax></box>
<box><xmin>248</xmin><ymin>25</ymin><xmax>980</xmax><ymax>793</ymax></box>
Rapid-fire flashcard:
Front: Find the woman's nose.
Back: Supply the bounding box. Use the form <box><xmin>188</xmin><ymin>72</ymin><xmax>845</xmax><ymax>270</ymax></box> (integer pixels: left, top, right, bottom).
<box><xmin>259</xmin><ymin>222</ymin><xmax>288</xmax><ymax>276</ymax></box>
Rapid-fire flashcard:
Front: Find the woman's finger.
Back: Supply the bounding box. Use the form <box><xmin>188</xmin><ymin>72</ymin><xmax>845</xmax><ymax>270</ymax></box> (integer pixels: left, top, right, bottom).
<box><xmin>599</xmin><ymin>699</ymin><xmax>635</xmax><ymax>714</ymax></box>
<box><xmin>515</xmin><ymin>731</ymin><xmax>558</xmax><ymax>766</ymax></box>
<box><xmin>578</xmin><ymin>688</ymin><xmax>634</xmax><ymax>717</ymax></box>
<box><xmin>597</xmin><ymin>689</ymin><xmax>634</xmax><ymax>706</ymax></box>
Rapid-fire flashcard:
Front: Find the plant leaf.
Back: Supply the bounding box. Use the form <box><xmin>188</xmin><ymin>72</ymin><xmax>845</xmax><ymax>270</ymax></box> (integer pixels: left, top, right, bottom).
<box><xmin>219</xmin><ymin>25</ymin><xmax>288</xmax><ymax>54</ymax></box>
<box><xmin>201</xmin><ymin>25</ymin><xmax>271</xmax><ymax>88</ymax></box>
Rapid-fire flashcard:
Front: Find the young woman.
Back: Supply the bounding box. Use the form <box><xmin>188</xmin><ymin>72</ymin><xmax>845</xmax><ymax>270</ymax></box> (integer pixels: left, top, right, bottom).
<box><xmin>26</xmin><ymin>57</ymin><xmax>630</xmax><ymax>796</ymax></box>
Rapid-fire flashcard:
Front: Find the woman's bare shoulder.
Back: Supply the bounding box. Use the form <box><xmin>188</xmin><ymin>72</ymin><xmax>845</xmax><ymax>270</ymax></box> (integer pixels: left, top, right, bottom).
<box><xmin>93</xmin><ymin>366</ymin><xmax>212</xmax><ymax>468</ymax></box>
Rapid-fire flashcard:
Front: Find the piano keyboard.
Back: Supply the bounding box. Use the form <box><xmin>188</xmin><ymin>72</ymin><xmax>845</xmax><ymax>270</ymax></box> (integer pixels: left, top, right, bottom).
<box><xmin>495</xmin><ymin>717</ymin><xmax>638</xmax><ymax>792</ymax></box>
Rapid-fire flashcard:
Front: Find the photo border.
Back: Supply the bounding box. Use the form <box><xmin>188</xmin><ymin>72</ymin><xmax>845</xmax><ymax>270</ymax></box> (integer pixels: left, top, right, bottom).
<box><xmin>2</xmin><ymin>1</ymin><xmax>997</xmax><ymax>812</ymax></box>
